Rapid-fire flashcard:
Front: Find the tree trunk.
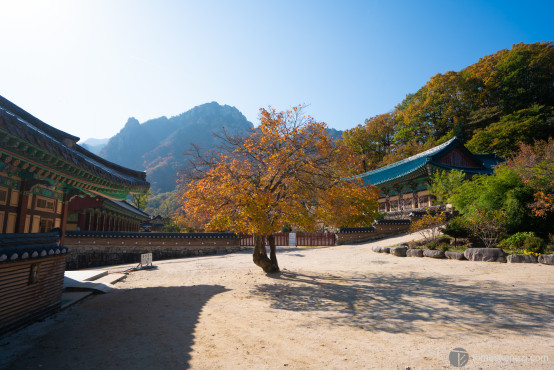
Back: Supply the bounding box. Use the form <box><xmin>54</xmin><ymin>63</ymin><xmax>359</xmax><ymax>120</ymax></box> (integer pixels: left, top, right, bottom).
<box><xmin>252</xmin><ymin>234</ymin><xmax>280</xmax><ymax>273</ymax></box>
<box><xmin>267</xmin><ymin>234</ymin><xmax>280</xmax><ymax>272</ymax></box>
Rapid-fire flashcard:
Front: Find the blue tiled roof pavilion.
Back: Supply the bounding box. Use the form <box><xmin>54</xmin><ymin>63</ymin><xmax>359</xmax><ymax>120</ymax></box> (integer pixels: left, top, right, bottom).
<box><xmin>355</xmin><ymin>137</ymin><xmax>503</xmax><ymax>187</ymax></box>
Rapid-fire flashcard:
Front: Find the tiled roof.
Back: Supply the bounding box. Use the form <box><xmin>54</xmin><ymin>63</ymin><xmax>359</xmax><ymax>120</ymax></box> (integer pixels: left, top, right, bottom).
<box><xmin>354</xmin><ymin>137</ymin><xmax>501</xmax><ymax>186</ymax></box>
<box><xmin>65</xmin><ymin>231</ymin><xmax>239</xmax><ymax>239</ymax></box>
<box><xmin>106</xmin><ymin>199</ymin><xmax>150</xmax><ymax>220</ymax></box>
<box><xmin>0</xmin><ymin>95</ymin><xmax>149</xmax><ymax>196</ymax></box>
<box><xmin>0</xmin><ymin>232</ymin><xmax>68</xmax><ymax>264</ymax></box>
<box><xmin>337</xmin><ymin>227</ymin><xmax>376</xmax><ymax>233</ymax></box>
<box><xmin>474</xmin><ymin>153</ymin><xmax>505</xmax><ymax>171</ymax></box>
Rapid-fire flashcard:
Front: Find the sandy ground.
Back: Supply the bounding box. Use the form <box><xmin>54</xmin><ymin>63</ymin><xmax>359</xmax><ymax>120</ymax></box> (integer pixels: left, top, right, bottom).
<box><xmin>1</xmin><ymin>232</ymin><xmax>553</xmax><ymax>370</ymax></box>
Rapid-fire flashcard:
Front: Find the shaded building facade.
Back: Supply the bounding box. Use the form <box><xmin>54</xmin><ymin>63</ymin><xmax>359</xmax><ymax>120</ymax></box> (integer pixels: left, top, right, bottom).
<box><xmin>0</xmin><ymin>95</ymin><xmax>150</xmax><ymax>335</ymax></box>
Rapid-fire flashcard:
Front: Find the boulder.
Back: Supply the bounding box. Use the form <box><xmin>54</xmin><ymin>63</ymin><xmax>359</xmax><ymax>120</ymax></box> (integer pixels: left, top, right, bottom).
<box><xmin>464</xmin><ymin>248</ymin><xmax>506</xmax><ymax>263</ymax></box>
<box><xmin>538</xmin><ymin>254</ymin><xmax>554</xmax><ymax>265</ymax></box>
<box><xmin>372</xmin><ymin>246</ymin><xmax>390</xmax><ymax>253</ymax></box>
<box><xmin>406</xmin><ymin>249</ymin><xmax>424</xmax><ymax>257</ymax></box>
<box><xmin>390</xmin><ymin>246</ymin><xmax>408</xmax><ymax>257</ymax></box>
<box><xmin>445</xmin><ymin>251</ymin><xmax>465</xmax><ymax>260</ymax></box>
<box><xmin>507</xmin><ymin>254</ymin><xmax>538</xmax><ymax>263</ymax></box>
<box><xmin>423</xmin><ymin>249</ymin><xmax>445</xmax><ymax>258</ymax></box>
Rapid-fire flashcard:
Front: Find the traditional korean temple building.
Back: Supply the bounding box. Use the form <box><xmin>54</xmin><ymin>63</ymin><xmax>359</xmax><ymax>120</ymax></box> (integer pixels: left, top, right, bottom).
<box><xmin>140</xmin><ymin>215</ymin><xmax>165</xmax><ymax>232</ymax></box>
<box><xmin>0</xmin><ymin>95</ymin><xmax>149</xmax><ymax>335</ymax></box>
<box><xmin>67</xmin><ymin>195</ymin><xmax>149</xmax><ymax>232</ymax></box>
<box><xmin>355</xmin><ymin>137</ymin><xmax>503</xmax><ymax>214</ymax></box>
<box><xmin>0</xmin><ymin>95</ymin><xmax>150</xmax><ymax>238</ymax></box>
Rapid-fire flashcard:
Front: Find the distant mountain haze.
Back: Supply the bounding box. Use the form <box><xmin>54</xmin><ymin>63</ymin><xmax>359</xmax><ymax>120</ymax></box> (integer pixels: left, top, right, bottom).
<box><xmin>81</xmin><ymin>137</ymin><xmax>109</xmax><ymax>154</ymax></box>
<box><xmin>99</xmin><ymin>102</ymin><xmax>255</xmax><ymax>192</ymax></box>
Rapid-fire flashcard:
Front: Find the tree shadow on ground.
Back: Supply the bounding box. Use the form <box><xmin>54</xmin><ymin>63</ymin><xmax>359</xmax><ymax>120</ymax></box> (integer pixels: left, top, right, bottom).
<box><xmin>252</xmin><ymin>271</ymin><xmax>554</xmax><ymax>336</ymax></box>
<box><xmin>7</xmin><ymin>285</ymin><xmax>228</xmax><ymax>370</ymax></box>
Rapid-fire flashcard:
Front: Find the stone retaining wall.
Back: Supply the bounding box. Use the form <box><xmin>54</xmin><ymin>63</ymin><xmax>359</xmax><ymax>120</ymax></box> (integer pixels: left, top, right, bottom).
<box><xmin>336</xmin><ymin>220</ymin><xmax>412</xmax><ymax>245</ymax></box>
<box><xmin>64</xmin><ymin>231</ymin><xmax>241</xmax><ymax>270</ymax></box>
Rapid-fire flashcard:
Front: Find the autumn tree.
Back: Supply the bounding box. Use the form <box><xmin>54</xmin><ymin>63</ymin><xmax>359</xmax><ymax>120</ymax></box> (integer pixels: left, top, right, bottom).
<box><xmin>341</xmin><ymin>112</ymin><xmax>396</xmax><ymax>173</ymax></box>
<box><xmin>131</xmin><ymin>190</ymin><xmax>152</xmax><ymax>211</ymax></box>
<box><xmin>505</xmin><ymin>138</ymin><xmax>554</xmax><ymax>217</ymax></box>
<box><xmin>180</xmin><ymin>106</ymin><xmax>379</xmax><ymax>273</ymax></box>
<box><xmin>340</xmin><ymin>124</ymin><xmax>373</xmax><ymax>173</ymax></box>
<box><xmin>466</xmin><ymin>105</ymin><xmax>553</xmax><ymax>156</ymax></box>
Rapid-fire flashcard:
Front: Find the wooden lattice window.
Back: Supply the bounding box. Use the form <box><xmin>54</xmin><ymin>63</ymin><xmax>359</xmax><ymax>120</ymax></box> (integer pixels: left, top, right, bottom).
<box><xmin>39</xmin><ymin>218</ymin><xmax>54</xmax><ymax>233</ymax></box>
<box><xmin>0</xmin><ymin>187</ymin><xmax>7</xmax><ymax>205</ymax></box>
<box><xmin>35</xmin><ymin>196</ymin><xmax>55</xmax><ymax>212</ymax></box>
<box><xmin>419</xmin><ymin>195</ymin><xmax>429</xmax><ymax>207</ymax></box>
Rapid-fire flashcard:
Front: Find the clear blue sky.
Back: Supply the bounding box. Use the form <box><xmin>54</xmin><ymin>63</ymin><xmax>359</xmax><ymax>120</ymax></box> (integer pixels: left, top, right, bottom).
<box><xmin>0</xmin><ymin>0</ymin><xmax>552</xmax><ymax>142</ymax></box>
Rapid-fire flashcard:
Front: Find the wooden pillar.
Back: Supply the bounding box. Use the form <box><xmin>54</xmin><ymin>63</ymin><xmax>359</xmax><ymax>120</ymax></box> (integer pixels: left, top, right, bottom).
<box><xmin>399</xmin><ymin>193</ymin><xmax>404</xmax><ymax>211</ymax></box>
<box><xmin>84</xmin><ymin>211</ymin><xmax>91</xmax><ymax>230</ymax></box>
<box><xmin>16</xmin><ymin>183</ymin><xmax>30</xmax><ymax>233</ymax></box>
<box><xmin>60</xmin><ymin>193</ymin><xmax>69</xmax><ymax>246</ymax></box>
<box><xmin>77</xmin><ymin>212</ymin><xmax>86</xmax><ymax>230</ymax></box>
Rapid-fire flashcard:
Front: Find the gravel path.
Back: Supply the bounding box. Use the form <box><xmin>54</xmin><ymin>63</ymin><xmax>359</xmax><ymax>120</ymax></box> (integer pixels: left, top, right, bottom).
<box><xmin>2</xmin><ymin>232</ymin><xmax>553</xmax><ymax>369</ymax></box>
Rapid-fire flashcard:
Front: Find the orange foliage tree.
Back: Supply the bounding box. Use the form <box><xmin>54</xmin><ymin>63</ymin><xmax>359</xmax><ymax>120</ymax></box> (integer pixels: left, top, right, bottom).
<box><xmin>506</xmin><ymin>138</ymin><xmax>554</xmax><ymax>217</ymax></box>
<box><xmin>179</xmin><ymin>106</ymin><xmax>379</xmax><ymax>273</ymax></box>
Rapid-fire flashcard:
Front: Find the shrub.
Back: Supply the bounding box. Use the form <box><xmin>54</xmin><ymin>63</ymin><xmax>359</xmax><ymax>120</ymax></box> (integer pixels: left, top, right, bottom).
<box><xmin>466</xmin><ymin>209</ymin><xmax>506</xmax><ymax>248</ymax></box>
<box><xmin>373</xmin><ymin>212</ymin><xmax>386</xmax><ymax>220</ymax></box>
<box><xmin>523</xmin><ymin>236</ymin><xmax>546</xmax><ymax>256</ymax></box>
<box><xmin>440</xmin><ymin>244</ymin><xmax>449</xmax><ymax>252</ymax></box>
<box><xmin>427</xmin><ymin>241</ymin><xmax>438</xmax><ymax>250</ymax></box>
<box><xmin>498</xmin><ymin>231</ymin><xmax>535</xmax><ymax>250</ymax></box>
<box><xmin>441</xmin><ymin>217</ymin><xmax>470</xmax><ymax>247</ymax></box>
<box><xmin>410</xmin><ymin>212</ymin><xmax>447</xmax><ymax>244</ymax></box>
<box><xmin>407</xmin><ymin>240</ymin><xmax>418</xmax><ymax>249</ymax></box>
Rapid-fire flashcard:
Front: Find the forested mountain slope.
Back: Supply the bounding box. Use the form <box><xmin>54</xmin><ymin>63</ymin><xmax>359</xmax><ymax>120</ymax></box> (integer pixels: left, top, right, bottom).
<box><xmin>100</xmin><ymin>102</ymin><xmax>254</xmax><ymax>193</ymax></box>
<box><xmin>342</xmin><ymin>42</ymin><xmax>553</xmax><ymax>173</ymax></box>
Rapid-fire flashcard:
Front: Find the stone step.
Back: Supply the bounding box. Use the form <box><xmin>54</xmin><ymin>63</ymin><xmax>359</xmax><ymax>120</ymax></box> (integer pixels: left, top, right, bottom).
<box><xmin>64</xmin><ymin>270</ymin><xmax>108</xmax><ymax>282</ymax></box>
<box><xmin>60</xmin><ymin>291</ymin><xmax>93</xmax><ymax>310</ymax></box>
<box><xmin>92</xmin><ymin>273</ymin><xmax>127</xmax><ymax>285</ymax></box>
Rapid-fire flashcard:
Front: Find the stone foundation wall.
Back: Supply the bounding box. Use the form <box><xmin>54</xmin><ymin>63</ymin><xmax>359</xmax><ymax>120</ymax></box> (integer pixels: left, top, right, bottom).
<box><xmin>336</xmin><ymin>221</ymin><xmax>412</xmax><ymax>245</ymax></box>
<box><xmin>336</xmin><ymin>232</ymin><xmax>382</xmax><ymax>245</ymax></box>
<box><xmin>64</xmin><ymin>232</ymin><xmax>242</xmax><ymax>270</ymax></box>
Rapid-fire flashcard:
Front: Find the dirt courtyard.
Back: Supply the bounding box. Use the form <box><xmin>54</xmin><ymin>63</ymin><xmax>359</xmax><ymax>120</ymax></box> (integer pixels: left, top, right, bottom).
<box><xmin>2</xmin><ymin>232</ymin><xmax>553</xmax><ymax>369</ymax></box>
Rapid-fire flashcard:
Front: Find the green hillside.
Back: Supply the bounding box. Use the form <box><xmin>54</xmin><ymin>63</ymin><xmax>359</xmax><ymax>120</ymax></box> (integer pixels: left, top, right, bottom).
<box><xmin>342</xmin><ymin>42</ymin><xmax>553</xmax><ymax>173</ymax></box>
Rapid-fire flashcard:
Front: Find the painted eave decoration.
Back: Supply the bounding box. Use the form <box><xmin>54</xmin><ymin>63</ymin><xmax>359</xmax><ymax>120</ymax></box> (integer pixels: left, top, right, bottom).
<box><xmin>0</xmin><ymin>95</ymin><xmax>149</xmax><ymax>200</ymax></box>
<box><xmin>353</xmin><ymin>137</ymin><xmax>504</xmax><ymax>187</ymax></box>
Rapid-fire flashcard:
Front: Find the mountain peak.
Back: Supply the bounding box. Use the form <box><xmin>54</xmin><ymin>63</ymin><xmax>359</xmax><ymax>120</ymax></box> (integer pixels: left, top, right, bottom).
<box><xmin>100</xmin><ymin>103</ymin><xmax>254</xmax><ymax>192</ymax></box>
<box><xmin>124</xmin><ymin>117</ymin><xmax>140</xmax><ymax>129</ymax></box>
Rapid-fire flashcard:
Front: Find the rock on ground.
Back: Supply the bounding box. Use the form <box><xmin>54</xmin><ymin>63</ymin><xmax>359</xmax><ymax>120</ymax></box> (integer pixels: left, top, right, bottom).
<box><xmin>464</xmin><ymin>248</ymin><xmax>507</xmax><ymax>263</ymax></box>
<box><xmin>423</xmin><ymin>249</ymin><xmax>445</xmax><ymax>258</ymax></box>
<box><xmin>445</xmin><ymin>251</ymin><xmax>465</xmax><ymax>260</ymax></box>
<box><xmin>538</xmin><ymin>254</ymin><xmax>554</xmax><ymax>265</ymax></box>
<box><xmin>390</xmin><ymin>246</ymin><xmax>408</xmax><ymax>257</ymax></box>
<box><xmin>406</xmin><ymin>249</ymin><xmax>424</xmax><ymax>257</ymax></box>
<box><xmin>508</xmin><ymin>254</ymin><xmax>538</xmax><ymax>263</ymax></box>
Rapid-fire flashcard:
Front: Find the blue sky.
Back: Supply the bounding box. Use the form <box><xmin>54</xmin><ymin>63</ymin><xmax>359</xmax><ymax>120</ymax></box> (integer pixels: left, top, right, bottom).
<box><xmin>0</xmin><ymin>0</ymin><xmax>552</xmax><ymax>142</ymax></box>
